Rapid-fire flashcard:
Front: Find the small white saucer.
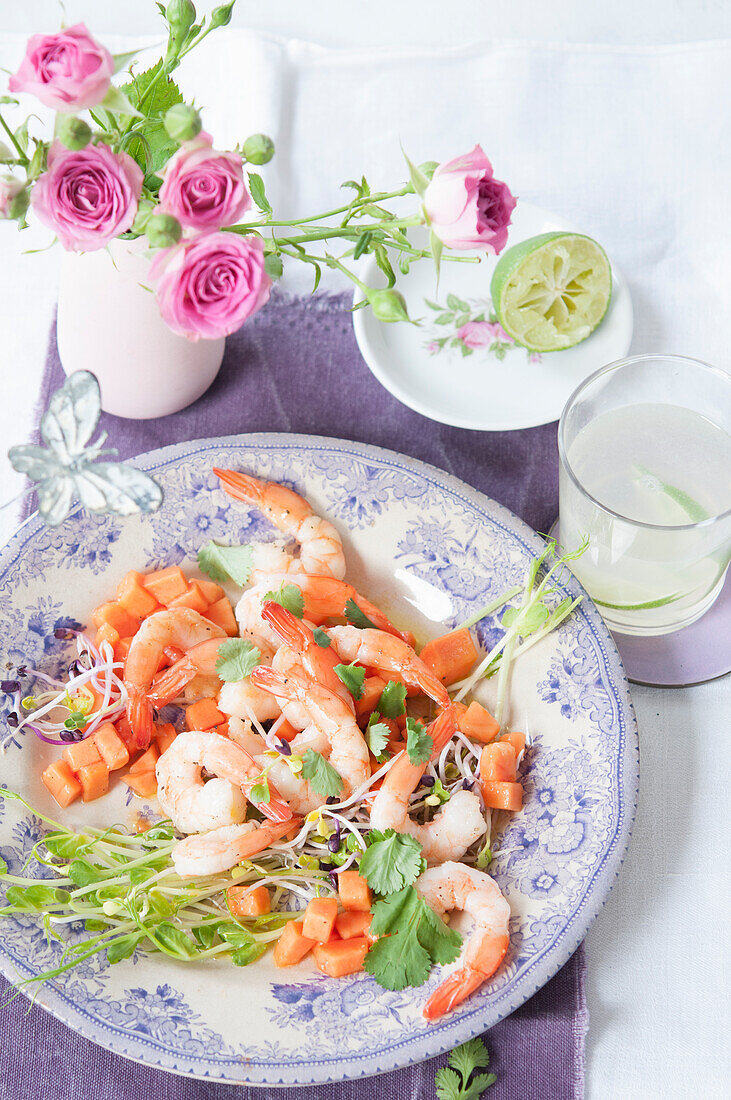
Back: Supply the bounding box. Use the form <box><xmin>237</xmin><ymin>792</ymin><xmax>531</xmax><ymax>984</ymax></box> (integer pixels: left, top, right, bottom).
<box><xmin>353</xmin><ymin>203</ymin><xmax>633</xmax><ymax>431</ymax></box>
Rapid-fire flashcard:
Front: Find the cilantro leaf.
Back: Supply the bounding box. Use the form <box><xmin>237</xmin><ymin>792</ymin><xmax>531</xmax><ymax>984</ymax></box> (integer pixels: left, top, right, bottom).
<box><xmin>435</xmin><ymin>1067</ymin><xmax>462</xmax><ymax>1100</ymax></box>
<box><xmin>448</xmin><ymin>1037</ymin><xmax>491</xmax><ymax>1078</ymax></box>
<box><xmin>462</xmin><ymin>1074</ymin><xmax>497</xmax><ymax>1099</ymax></box>
<box><xmin>359</xmin><ymin>829</ymin><xmax>424</xmax><ymax>894</ymax></box>
<box><xmin>363</xmin><ymin>923</ymin><xmax>432</xmax><ymax>990</ymax></box>
<box><xmin>334</xmin><ymin>661</ymin><xmax>366</xmax><ymax>700</ymax></box>
<box><xmin>263</xmin><ymin>582</ymin><xmax>305</xmax><ymax>619</ymax></box>
<box><xmin>214</xmin><ymin>639</ymin><xmax>261</xmax><ymax>682</ymax></box>
<box><xmin>313</xmin><ymin>627</ymin><xmax>331</xmax><ymax>648</ymax></box>
<box><xmin>435</xmin><ymin>1038</ymin><xmax>496</xmax><ymax>1100</ymax></box>
<box><xmin>377</xmin><ymin>679</ymin><xmax>407</xmax><ymax>717</ymax></box>
<box><xmin>366</xmin><ymin>716</ymin><xmax>390</xmax><ymax>759</ymax></box>
<box><xmin>301</xmin><ymin>749</ymin><xmax>343</xmax><ymax>798</ymax></box>
<box><xmin>197</xmin><ymin>540</ymin><xmax>252</xmax><ymax>586</ymax></box>
<box><xmin>406</xmin><ymin>716</ymin><xmax>433</xmax><ymax>764</ymax></box>
<box><xmin>344</xmin><ymin>598</ymin><xmax>377</xmax><ymax>629</ymax></box>
<box><xmin>365</xmin><ymin>886</ymin><xmax>461</xmax><ymax>990</ymax></box>
<box><xmin>417</xmin><ymin>901</ymin><xmax>462</xmax><ymax>966</ymax></box>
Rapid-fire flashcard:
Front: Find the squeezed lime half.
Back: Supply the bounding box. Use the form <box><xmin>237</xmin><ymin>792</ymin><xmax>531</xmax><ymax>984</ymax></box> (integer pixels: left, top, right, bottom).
<box><xmin>491</xmin><ymin>232</ymin><xmax>612</xmax><ymax>352</ymax></box>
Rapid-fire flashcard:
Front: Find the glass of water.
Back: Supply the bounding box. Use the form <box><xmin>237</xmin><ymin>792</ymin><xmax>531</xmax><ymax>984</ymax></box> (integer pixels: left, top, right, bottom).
<box><xmin>558</xmin><ymin>354</ymin><xmax>731</xmax><ymax>636</ymax></box>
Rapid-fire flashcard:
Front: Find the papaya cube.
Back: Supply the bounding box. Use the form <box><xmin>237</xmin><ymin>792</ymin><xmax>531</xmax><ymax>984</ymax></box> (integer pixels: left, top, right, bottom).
<box><xmin>91</xmin><ymin>602</ymin><xmax>139</xmax><ymax>638</ymax></box>
<box><xmin>123</xmin><ymin>771</ymin><xmax>158</xmax><ymax>798</ymax></box>
<box><xmin>185</xmin><ymin>697</ymin><xmax>225</xmax><ymax>731</ymax></box>
<box><xmin>94</xmin><ymin>622</ymin><xmax>120</xmax><ymax>652</ymax></box>
<box><xmin>312</xmin><ymin>937</ymin><xmax>369</xmax><ymax>978</ymax></box>
<box><xmin>302</xmin><ymin>897</ymin><xmax>338</xmax><ymax>942</ymax></box>
<box><xmin>142</xmin><ymin>565</ymin><xmax>188</xmax><ymax>606</ymax></box>
<box><xmin>419</xmin><ymin>628</ymin><xmax>479</xmax><ymax>686</ymax></box>
<box><xmin>335</xmin><ymin>911</ymin><xmax>372</xmax><ymax>941</ymax></box>
<box><xmin>168</xmin><ymin>582</ymin><xmax>209</xmax><ymax>614</ymax></box>
<box><xmin>42</xmin><ymin>759</ymin><xmax>82</xmax><ymax>808</ymax></box>
<box><xmin>93</xmin><ymin>723</ymin><xmax>130</xmax><ymax>771</ymax></box>
<box><xmin>153</xmin><ymin>722</ymin><xmax>177</xmax><ymax>754</ymax></box>
<box><xmin>272</xmin><ymin>920</ymin><xmax>316</xmax><ymax>967</ymax></box>
<box><xmin>337</xmin><ymin>869</ymin><xmax>372</xmax><ymax>912</ymax></box>
<box><xmin>78</xmin><ymin>760</ymin><xmax>109</xmax><ymax>802</ymax></box>
<box><xmin>116</xmin><ymin>570</ymin><xmax>160</xmax><ymax>620</ymax></box>
<box><xmin>128</xmin><ymin>744</ymin><xmax>159</xmax><ymax>775</ymax></box>
<box><xmin>203</xmin><ymin>597</ymin><xmax>238</xmax><ymax>636</ymax></box>
<box><xmin>196</xmin><ymin>578</ymin><xmax>225</xmax><ymax>605</ymax></box>
<box><xmin>227</xmin><ymin>884</ymin><xmax>271</xmax><ymax>919</ymax></box>
<box><xmin>461</xmin><ymin>700</ymin><xmax>500</xmax><ymax>744</ymax></box>
<box><xmin>354</xmin><ymin>675</ymin><xmax>387</xmax><ymax>723</ymax></box>
<box><xmin>62</xmin><ymin>736</ymin><xmax>101</xmax><ymax>774</ymax></box>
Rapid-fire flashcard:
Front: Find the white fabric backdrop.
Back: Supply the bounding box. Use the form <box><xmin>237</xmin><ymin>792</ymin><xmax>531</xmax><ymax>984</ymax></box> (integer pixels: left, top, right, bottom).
<box><xmin>0</xmin><ymin>11</ymin><xmax>729</xmax><ymax>1099</ymax></box>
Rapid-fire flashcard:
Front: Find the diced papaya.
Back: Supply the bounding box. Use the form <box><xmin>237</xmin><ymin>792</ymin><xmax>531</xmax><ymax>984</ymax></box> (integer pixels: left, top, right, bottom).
<box><xmin>168</xmin><ymin>582</ymin><xmax>209</xmax><ymax>614</ymax></box>
<box><xmin>227</xmin><ymin>884</ymin><xmax>271</xmax><ymax>919</ymax></box>
<box><xmin>95</xmin><ymin>621</ymin><xmax>120</xmax><ymax>652</ymax></box>
<box><xmin>142</xmin><ymin>565</ymin><xmax>188</xmax><ymax>606</ymax></box>
<box><xmin>480</xmin><ymin>742</ymin><xmax>518</xmax><ymax>783</ymax></box>
<box><xmin>419</xmin><ymin>628</ymin><xmax>479</xmax><ymax>686</ymax></box>
<box><xmin>116</xmin><ymin>570</ymin><xmax>160</xmax><ymax>620</ymax></box>
<box><xmin>62</xmin><ymin>736</ymin><xmax>101</xmax><ymax>774</ymax></box>
<box><xmin>500</xmin><ymin>731</ymin><xmax>526</xmax><ymax>759</ymax></box>
<box><xmin>114</xmin><ymin>635</ymin><xmax>134</xmax><ymax>662</ymax></box>
<box><xmin>335</xmin><ymin>911</ymin><xmax>373</xmax><ymax>941</ymax></box>
<box><xmin>481</xmin><ymin>779</ymin><xmax>523</xmax><ymax>812</ymax></box>
<box><xmin>128</xmin><ymin>744</ymin><xmax>159</xmax><ymax>775</ymax></box>
<box><xmin>91</xmin><ymin>601</ymin><xmax>139</xmax><ymax>638</ymax></box>
<box><xmin>93</xmin><ymin>722</ymin><xmax>130</xmax><ymax>770</ymax></box>
<box><xmin>273</xmin><ymin>920</ymin><xmax>316</xmax><ymax>967</ymax></box>
<box><xmin>196</xmin><ymin>578</ymin><xmax>225</xmax><ymax>604</ymax></box>
<box><xmin>203</xmin><ymin>596</ymin><xmax>238</xmax><ymax>636</ymax></box>
<box><xmin>272</xmin><ymin>717</ymin><xmax>298</xmax><ymax>742</ymax></box>
<box><xmin>185</xmin><ymin>697</ymin><xmax>226</xmax><ymax>731</ymax></box>
<box><xmin>302</xmin><ymin>897</ymin><xmax>339</xmax><ymax>942</ymax></box>
<box><xmin>337</xmin><ymin>869</ymin><xmax>372</xmax><ymax>912</ymax></box>
<box><xmin>78</xmin><ymin>760</ymin><xmax>109</xmax><ymax>802</ymax></box>
<box><xmin>312</xmin><ymin>937</ymin><xmax>369</xmax><ymax>978</ymax></box>
<box><xmin>461</xmin><ymin>700</ymin><xmax>500</xmax><ymax>745</ymax></box>
<box><xmin>123</xmin><ymin>771</ymin><xmax>158</xmax><ymax>798</ymax></box>
<box><xmin>153</xmin><ymin>722</ymin><xmax>177</xmax><ymax>754</ymax></box>
<box><xmin>213</xmin><ymin>721</ymin><xmax>230</xmax><ymax>739</ymax></box>
<box><xmin>355</xmin><ymin>676</ymin><xmax>387</xmax><ymax>724</ymax></box>
<box><xmin>42</xmin><ymin>759</ymin><xmax>82</xmax><ymax>808</ymax></box>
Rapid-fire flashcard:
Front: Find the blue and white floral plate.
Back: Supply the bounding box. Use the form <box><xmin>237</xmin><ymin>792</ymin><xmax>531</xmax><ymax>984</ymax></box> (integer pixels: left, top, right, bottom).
<box><xmin>0</xmin><ymin>434</ymin><xmax>638</xmax><ymax>1087</ymax></box>
<box><xmin>353</xmin><ymin>204</ymin><xmax>634</xmax><ymax>430</ymax></box>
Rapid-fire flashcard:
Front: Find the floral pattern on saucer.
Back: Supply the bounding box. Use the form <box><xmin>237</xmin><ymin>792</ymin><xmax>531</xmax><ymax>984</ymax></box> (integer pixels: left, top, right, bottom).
<box><xmin>423</xmin><ymin>294</ymin><xmax>540</xmax><ymax>362</ymax></box>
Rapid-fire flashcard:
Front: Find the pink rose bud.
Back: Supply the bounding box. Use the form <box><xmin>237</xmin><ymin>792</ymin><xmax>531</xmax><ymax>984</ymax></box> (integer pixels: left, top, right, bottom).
<box><xmin>31</xmin><ymin>141</ymin><xmax>143</xmax><ymax>251</ymax></box>
<box><xmin>151</xmin><ymin>232</ymin><xmax>271</xmax><ymax>341</ymax></box>
<box><xmin>424</xmin><ymin>145</ymin><xmax>516</xmax><ymax>253</ymax></box>
<box><xmin>158</xmin><ymin>132</ymin><xmax>251</xmax><ymax>232</ymax></box>
<box><xmin>8</xmin><ymin>23</ymin><xmax>114</xmax><ymax>112</ymax></box>
<box><xmin>457</xmin><ymin>320</ymin><xmax>513</xmax><ymax>348</ymax></box>
<box><xmin>0</xmin><ymin>177</ymin><xmax>27</xmax><ymax>219</ymax></box>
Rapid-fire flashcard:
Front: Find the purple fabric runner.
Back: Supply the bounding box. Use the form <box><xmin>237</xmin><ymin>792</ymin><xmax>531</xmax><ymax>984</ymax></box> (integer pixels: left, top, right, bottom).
<box><xmin>3</xmin><ymin>292</ymin><xmax>587</xmax><ymax>1099</ymax></box>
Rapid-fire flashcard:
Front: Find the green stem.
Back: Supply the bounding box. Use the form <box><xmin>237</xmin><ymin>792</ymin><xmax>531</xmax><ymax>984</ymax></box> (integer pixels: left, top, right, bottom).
<box><xmin>0</xmin><ymin>112</ymin><xmax>28</xmax><ymax>165</ymax></box>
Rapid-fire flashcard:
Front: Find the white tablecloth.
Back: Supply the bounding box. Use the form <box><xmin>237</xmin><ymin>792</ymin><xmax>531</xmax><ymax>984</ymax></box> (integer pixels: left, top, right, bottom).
<box><xmin>0</xmin><ymin>9</ymin><xmax>729</xmax><ymax>1098</ymax></box>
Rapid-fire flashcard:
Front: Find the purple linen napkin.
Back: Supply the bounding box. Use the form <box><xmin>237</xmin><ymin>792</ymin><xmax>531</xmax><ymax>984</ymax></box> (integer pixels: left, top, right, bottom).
<box><xmin>4</xmin><ymin>292</ymin><xmax>587</xmax><ymax>1099</ymax></box>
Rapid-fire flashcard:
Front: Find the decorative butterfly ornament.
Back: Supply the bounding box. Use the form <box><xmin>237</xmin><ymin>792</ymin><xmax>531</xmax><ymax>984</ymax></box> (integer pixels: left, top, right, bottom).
<box><xmin>8</xmin><ymin>371</ymin><xmax>163</xmax><ymax>526</ymax></box>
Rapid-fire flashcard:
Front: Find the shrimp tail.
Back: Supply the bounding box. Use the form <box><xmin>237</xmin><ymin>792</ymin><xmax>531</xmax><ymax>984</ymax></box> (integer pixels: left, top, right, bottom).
<box><xmin>249</xmin><ymin>665</ymin><xmax>285</xmax><ymax>694</ymax></box>
<box><xmin>213</xmin><ymin>468</ymin><xmax>265</xmax><ymax>506</ymax></box>
<box><xmin>428</xmin><ymin>705</ymin><xmax>458</xmax><ymax>760</ymax></box>
<box><xmin>422</xmin><ymin>967</ymin><xmax>486</xmax><ymax>1020</ymax></box>
<box><xmin>148</xmin><ymin>655</ymin><xmax>198</xmax><ymax>706</ymax></box>
<box><xmin>261</xmin><ymin>601</ymin><xmax>307</xmax><ymax>650</ymax></box>
<box><xmin>126</xmin><ymin>689</ymin><xmax>154</xmax><ymax>751</ymax></box>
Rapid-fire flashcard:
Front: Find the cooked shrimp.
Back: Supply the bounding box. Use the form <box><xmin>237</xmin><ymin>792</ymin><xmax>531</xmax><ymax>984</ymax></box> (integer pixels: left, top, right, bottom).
<box><xmin>250</xmin><ymin>665</ymin><xmax>370</xmax><ymax>798</ymax></box>
<box><xmin>369</xmin><ymin>707</ymin><xmax>487</xmax><ymax>863</ymax></box>
<box><xmin>172</xmin><ymin>818</ymin><xmax>300</xmax><ymax>878</ymax></box>
<box><xmin>326</xmin><ymin>625</ymin><xmax>450</xmax><ymax>709</ymax></box>
<box><xmin>155</xmin><ymin>730</ymin><xmax>293</xmax><ymax>832</ymax></box>
<box><xmin>124</xmin><ymin>609</ymin><xmax>226</xmax><ymax>747</ymax></box>
<box><xmin>235</xmin><ymin>573</ymin><xmax>410</xmax><ymax>650</ymax></box>
<box><xmin>261</xmin><ymin>601</ymin><xmax>355</xmax><ymax>711</ymax></box>
<box><xmin>213</xmin><ymin>468</ymin><xmax>346</xmax><ymax>581</ymax></box>
<box><xmin>415</xmin><ymin>862</ymin><xmax>510</xmax><ymax>1019</ymax></box>
<box><xmin>228</xmin><ymin>716</ymin><xmax>323</xmax><ymax>814</ymax></box>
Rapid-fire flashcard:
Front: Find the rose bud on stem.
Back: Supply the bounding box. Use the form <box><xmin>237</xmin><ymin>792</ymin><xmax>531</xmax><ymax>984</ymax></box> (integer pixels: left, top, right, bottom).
<box><xmin>145</xmin><ymin>212</ymin><xmax>182</xmax><ymax>248</ymax></box>
<box><xmin>57</xmin><ymin>115</ymin><xmax>92</xmax><ymax>151</ymax></box>
<box><xmin>242</xmin><ymin>133</ymin><xmax>275</xmax><ymax>166</ymax></box>
<box><xmin>164</xmin><ymin>103</ymin><xmax>202</xmax><ymax>143</ymax></box>
<box><xmin>367</xmin><ymin>288</ymin><xmax>411</xmax><ymax>324</ymax></box>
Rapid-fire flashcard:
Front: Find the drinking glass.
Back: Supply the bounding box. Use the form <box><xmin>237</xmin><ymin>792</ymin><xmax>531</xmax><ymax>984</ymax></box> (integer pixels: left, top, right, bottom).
<box><xmin>558</xmin><ymin>355</ymin><xmax>731</xmax><ymax>636</ymax></box>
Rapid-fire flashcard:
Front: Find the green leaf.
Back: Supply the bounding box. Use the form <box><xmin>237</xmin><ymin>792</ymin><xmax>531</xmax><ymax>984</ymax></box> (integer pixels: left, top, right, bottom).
<box><xmin>448</xmin><ymin>1037</ymin><xmax>491</xmax><ymax>1078</ymax></box>
<box><xmin>447</xmin><ymin>294</ymin><xmax>470</xmax><ymax>312</ymax></box>
<box><xmin>402</xmin><ymin>147</ymin><xmax>430</xmax><ymax>198</ymax></box>
<box><xmin>248</xmin><ymin>171</ymin><xmax>271</xmax><ymax>213</ymax></box>
<box><xmin>476</xmin><ymin>838</ymin><xmax>492</xmax><ymax>869</ymax></box>
<box><xmin>461</xmin><ymin>1073</ymin><xmax>497</xmax><ymax>1098</ymax></box>
<box><xmin>121</xmin><ymin>63</ymin><xmax>184</xmax><ymax>173</ymax></box>
<box><xmin>430</xmin><ymin>229</ymin><xmax>444</xmax><ymax>280</ymax></box>
<box><xmin>435</xmin><ymin>1066</ymin><xmax>462</xmax><ymax>1100</ymax></box>
<box><xmin>0</xmin><ymin>857</ymin><xmax>7</xmax><ymax>875</ymax></box>
<box><xmin>197</xmin><ymin>540</ymin><xmax>253</xmax><ymax>586</ymax></box>
<box><xmin>102</xmin><ymin>84</ymin><xmax>143</xmax><ymax>118</ymax></box>
<box><xmin>366</xmin><ymin>718</ymin><xmax>390</xmax><ymax>759</ymax></box>
<box><xmin>343</xmin><ymin>598</ymin><xmax>377</xmax><ymax>630</ymax></box>
<box><xmin>218</xmin><ymin>921</ymin><xmax>256</xmax><ymax>949</ymax></box>
<box><xmin>359</xmin><ymin>829</ymin><xmax>423</xmax><ymax>894</ymax></box>
<box><xmin>424</xmin><ymin>299</ymin><xmax>442</xmax><ymax>311</ymax></box>
<box><xmin>214</xmin><ymin>638</ymin><xmax>261</xmax><ymax>682</ymax></box>
<box><xmin>43</xmin><ymin>831</ymin><xmax>90</xmax><ymax>859</ymax></box>
<box><xmin>334</xmin><ymin>661</ymin><xmax>366</xmax><ymax>700</ymax></box>
<box><xmin>301</xmin><ymin>749</ymin><xmax>343</xmax><ymax>799</ymax></box>
<box><xmin>365</xmin><ymin>886</ymin><xmax>459</xmax><ymax>991</ymax></box>
<box><xmin>377</xmin><ymin>680</ymin><xmax>407</xmax><ymax>718</ymax></box>
<box><xmin>112</xmin><ymin>49</ymin><xmax>141</xmax><ymax>75</ymax></box>
<box><xmin>263</xmin><ymin>582</ymin><xmax>305</xmax><ymax>619</ymax></box>
<box><xmin>68</xmin><ymin>858</ymin><xmax>103</xmax><ymax>887</ymax></box>
<box><xmin>4</xmin><ymin>885</ymin><xmax>70</xmax><ymax>911</ymax></box>
<box><xmin>193</xmin><ymin>923</ymin><xmax>220</xmax><ymax>950</ymax></box>
<box><xmin>250</xmin><ymin>780</ymin><xmax>270</xmax><ymax>804</ymax></box>
<box><xmin>353</xmin><ymin>231</ymin><xmax>373</xmax><ymax>260</ymax></box>
<box><xmin>363</xmin><ymin>924</ymin><xmax>432</xmax><ymax>990</ymax></box>
<box><xmin>501</xmin><ymin>602</ymin><xmax>549</xmax><ymax>639</ymax></box>
<box><xmin>154</xmin><ymin>921</ymin><xmax>196</xmax><ymax>958</ymax></box>
<box><xmin>427</xmin><ymin>777</ymin><xmax>451</xmax><ymax>805</ymax></box>
<box><xmin>417</xmin><ymin>902</ymin><xmax>462</xmax><ymax>966</ymax></box>
<box><xmin>406</xmin><ymin>717</ymin><xmax>432</xmax><ymax>765</ymax></box>
<box><xmin>313</xmin><ymin>627</ymin><xmax>331</xmax><ymax>648</ymax></box>
<box><xmin>232</xmin><ymin>941</ymin><xmax>267</xmax><ymax>966</ymax></box>
<box><xmin>435</xmin><ymin>313</ymin><xmax>454</xmax><ymax>325</ymax></box>
<box><xmin>107</xmin><ymin>932</ymin><xmax>143</xmax><ymax>964</ymax></box>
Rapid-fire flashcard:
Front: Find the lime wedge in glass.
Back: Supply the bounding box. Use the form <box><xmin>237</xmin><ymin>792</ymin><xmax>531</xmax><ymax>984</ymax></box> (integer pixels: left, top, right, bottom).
<box><xmin>490</xmin><ymin>232</ymin><xmax>612</xmax><ymax>352</ymax></box>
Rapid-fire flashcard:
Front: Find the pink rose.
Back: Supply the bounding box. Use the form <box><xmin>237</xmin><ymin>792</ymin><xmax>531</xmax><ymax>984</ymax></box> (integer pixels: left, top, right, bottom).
<box><xmin>151</xmin><ymin>232</ymin><xmax>271</xmax><ymax>341</ymax></box>
<box><xmin>457</xmin><ymin>320</ymin><xmax>513</xmax><ymax>348</ymax></box>
<box><xmin>158</xmin><ymin>133</ymin><xmax>251</xmax><ymax>232</ymax></box>
<box><xmin>9</xmin><ymin>24</ymin><xmax>114</xmax><ymax>112</ymax></box>
<box><xmin>424</xmin><ymin>146</ymin><xmax>516</xmax><ymax>252</ymax></box>
<box><xmin>0</xmin><ymin>177</ymin><xmax>24</xmax><ymax>218</ymax></box>
<box><xmin>31</xmin><ymin>141</ymin><xmax>142</xmax><ymax>251</ymax></box>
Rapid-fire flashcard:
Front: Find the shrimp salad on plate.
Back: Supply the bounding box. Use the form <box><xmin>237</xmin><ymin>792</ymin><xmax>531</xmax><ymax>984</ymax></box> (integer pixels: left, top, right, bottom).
<box><xmin>0</xmin><ymin>470</ymin><xmax>583</xmax><ymax>1019</ymax></box>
